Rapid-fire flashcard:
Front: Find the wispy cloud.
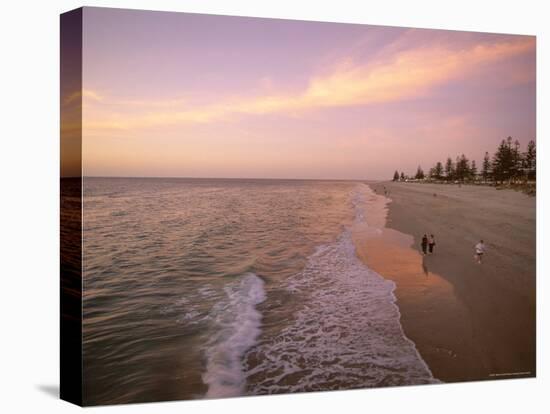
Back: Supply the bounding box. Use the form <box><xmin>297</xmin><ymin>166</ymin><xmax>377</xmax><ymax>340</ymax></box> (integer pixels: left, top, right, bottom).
<box><xmin>83</xmin><ymin>36</ymin><xmax>535</xmax><ymax>132</ymax></box>
<box><xmin>65</xmin><ymin>89</ymin><xmax>103</xmax><ymax>105</ymax></box>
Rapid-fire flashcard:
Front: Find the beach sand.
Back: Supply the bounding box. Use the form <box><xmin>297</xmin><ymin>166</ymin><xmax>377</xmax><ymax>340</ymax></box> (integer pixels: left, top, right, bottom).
<box><xmin>358</xmin><ymin>182</ymin><xmax>536</xmax><ymax>383</ymax></box>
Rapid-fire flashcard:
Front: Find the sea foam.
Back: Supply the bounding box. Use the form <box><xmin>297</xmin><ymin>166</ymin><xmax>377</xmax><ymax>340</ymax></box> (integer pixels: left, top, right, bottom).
<box><xmin>202</xmin><ymin>273</ymin><xmax>266</xmax><ymax>398</ymax></box>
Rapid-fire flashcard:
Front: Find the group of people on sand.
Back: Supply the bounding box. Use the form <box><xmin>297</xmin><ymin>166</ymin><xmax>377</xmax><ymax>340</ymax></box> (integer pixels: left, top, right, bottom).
<box><xmin>420</xmin><ymin>234</ymin><xmax>486</xmax><ymax>264</ymax></box>
<box><xmin>374</xmin><ymin>186</ymin><xmax>390</xmax><ymax>197</ymax></box>
<box><xmin>421</xmin><ymin>234</ymin><xmax>436</xmax><ymax>255</ymax></box>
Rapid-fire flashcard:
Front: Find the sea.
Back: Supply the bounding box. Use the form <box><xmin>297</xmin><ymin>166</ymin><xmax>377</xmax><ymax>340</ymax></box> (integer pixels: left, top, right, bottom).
<box><xmin>82</xmin><ymin>178</ymin><xmax>436</xmax><ymax>405</ymax></box>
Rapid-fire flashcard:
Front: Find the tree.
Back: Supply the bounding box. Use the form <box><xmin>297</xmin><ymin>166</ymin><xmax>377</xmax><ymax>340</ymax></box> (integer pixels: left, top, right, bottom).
<box><xmin>432</xmin><ymin>161</ymin><xmax>443</xmax><ymax>180</ymax></box>
<box><xmin>393</xmin><ymin>170</ymin><xmax>400</xmax><ymax>181</ymax></box>
<box><xmin>482</xmin><ymin>151</ymin><xmax>491</xmax><ymax>182</ymax></box>
<box><xmin>400</xmin><ymin>172</ymin><xmax>405</xmax><ymax>181</ymax></box>
<box><xmin>470</xmin><ymin>160</ymin><xmax>478</xmax><ymax>181</ymax></box>
<box><xmin>455</xmin><ymin>154</ymin><xmax>470</xmax><ymax>182</ymax></box>
<box><xmin>415</xmin><ymin>166</ymin><xmax>425</xmax><ymax>180</ymax></box>
<box><xmin>492</xmin><ymin>137</ymin><xmax>514</xmax><ymax>184</ymax></box>
<box><xmin>510</xmin><ymin>139</ymin><xmax>522</xmax><ymax>182</ymax></box>
<box><xmin>523</xmin><ymin>140</ymin><xmax>536</xmax><ymax>181</ymax></box>
<box><xmin>444</xmin><ymin>157</ymin><xmax>455</xmax><ymax>181</ymax></box>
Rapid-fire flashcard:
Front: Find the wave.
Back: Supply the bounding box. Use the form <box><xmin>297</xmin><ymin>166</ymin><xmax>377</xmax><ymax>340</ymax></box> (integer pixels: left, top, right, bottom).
<box><xmin>243</xmin><ymin>185</ymin><xmax>437</xmax><ymax>394</ymax></box>
<box><xmin>202</xmin><ymin>273</ymin><xmax>266</xmax><ymax>398</ymax></box>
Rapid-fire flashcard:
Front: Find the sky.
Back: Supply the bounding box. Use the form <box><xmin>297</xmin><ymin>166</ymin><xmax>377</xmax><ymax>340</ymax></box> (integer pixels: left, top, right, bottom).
<box><xmin>79</xmin><ymin>7</ymin><xmax>536</xmax><ymax>180</ymax></box>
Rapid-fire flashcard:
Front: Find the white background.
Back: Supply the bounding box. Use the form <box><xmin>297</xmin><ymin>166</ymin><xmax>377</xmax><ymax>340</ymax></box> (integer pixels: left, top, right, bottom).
<box><xmin>0</xmin><ymin>0</ymin><xmax>548</xmax><ymax>412</ymax></box>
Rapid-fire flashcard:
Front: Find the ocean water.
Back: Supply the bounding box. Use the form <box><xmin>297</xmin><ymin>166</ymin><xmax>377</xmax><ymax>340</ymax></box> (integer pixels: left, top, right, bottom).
<box><xmin>82</xmin><ymin>178</ymin><xmax>435</xmax><ymax>405</ymax></box>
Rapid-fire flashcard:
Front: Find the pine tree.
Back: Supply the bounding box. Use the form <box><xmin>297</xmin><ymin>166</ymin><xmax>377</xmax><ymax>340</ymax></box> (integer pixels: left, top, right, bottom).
<box><xmin>415</xmin><ymin>166</ymin><xmax>425</xmax><ymax>180</ymax></box>
<box><xmin>444</xmin><ymin>157</ymin><xmax>454</xmax><ymax>181</ymax></box>
<box><xmin>455</xmin><ymin>154</ymin><xmax>470</xmax><ymax>182</ymax></box>
<box><xmin>434</xmin><ymin>161</ymin><xmax>443</xmax><ymax>180</ymax></box>
<box><xmin>482</xmin><ymin>152</ymin><xmax>491</xmax><ymax>182</ymax></box>
<box><xmin>511</xmin><ymin>139</ymin><xmax>522</xmax><ymax>182</ymax></box>
<box><xmin>400</xmin><ymin>172</ymin><xmax>405</xmax><ymax>181</ymax></box>
<box><xmin>470</xmin><ymin>160</ymin><xmax>477</xmax><ymax>181</ymax></box>
<box><xmin>492</xmin><ymin>137</ymin><xmax>514</xmax><ymax>184</ymax></box>
<box><xmin>492</xmin><ymin>140</ymin><xmax>506</xmax><ymax>184</ymax></box>
<box><xmin>393</xmin><ymin>170</ymin><xmax>400</xmax><ymax>181</ymax></box>
<box><xmin>523</xmin><ymin>140</ymin><xmax>536</xmax><ymax>181</ymax></box>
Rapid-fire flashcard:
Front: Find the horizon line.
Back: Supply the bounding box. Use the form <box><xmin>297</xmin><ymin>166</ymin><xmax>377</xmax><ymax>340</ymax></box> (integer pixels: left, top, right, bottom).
<box><xmin>69</xmin><ymin>175</ymin><xmax>390</xmax><ymax>182</ymax></box>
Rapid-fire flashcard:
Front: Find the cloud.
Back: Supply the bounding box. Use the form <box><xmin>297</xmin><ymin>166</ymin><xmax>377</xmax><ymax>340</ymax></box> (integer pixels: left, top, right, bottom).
<box><xmin>65</xmin><ymin>89</ymin><xmax>103</xmax><ymax>105</ymax></box>
<box><xmin>83</xmin><ymin>36</ymin><xmax>535</xmax><ymax>132</ymax></box>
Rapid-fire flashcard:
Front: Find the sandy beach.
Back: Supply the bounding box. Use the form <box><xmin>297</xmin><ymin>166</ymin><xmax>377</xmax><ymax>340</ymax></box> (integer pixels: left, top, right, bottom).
<box><xmin>358</xmin><ymin>182</ymin><xmax>536</xmax><ymax>383</ymax></box>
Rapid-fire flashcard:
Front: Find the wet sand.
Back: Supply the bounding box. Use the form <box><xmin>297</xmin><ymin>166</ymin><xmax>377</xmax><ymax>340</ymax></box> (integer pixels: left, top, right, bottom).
<box><xmin>358</xmin><ymin>182</ymin><xmax>536</xmax><ymax>383</ymax></box>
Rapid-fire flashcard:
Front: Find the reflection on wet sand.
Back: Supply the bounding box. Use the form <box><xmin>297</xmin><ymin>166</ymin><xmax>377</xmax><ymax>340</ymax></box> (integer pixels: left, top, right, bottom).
<box><xmin>422</xmin><ymin>257</ymin><xmax>429</xmax><ymax>277</ymax></box>
<box><xmin>353</xmin><ymin>221</ymin><xmax>487</xmax><ymax>382</ymax></box>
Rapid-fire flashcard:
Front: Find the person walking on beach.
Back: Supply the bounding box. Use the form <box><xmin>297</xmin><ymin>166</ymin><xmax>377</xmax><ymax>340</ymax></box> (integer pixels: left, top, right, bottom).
<box><xmin>475</xmin><ymin>240</ymin><xmax>486</xmax><ymax>264</ymax></box>
<box><xmin>428</xmin><ymin>234</ymin><xmax>436</xmax><ymax>254</ymax></box>
<box><xmin>421</xmin><ymin>234</ymin><xmax>428</xmax><ymax>255</ymax></box>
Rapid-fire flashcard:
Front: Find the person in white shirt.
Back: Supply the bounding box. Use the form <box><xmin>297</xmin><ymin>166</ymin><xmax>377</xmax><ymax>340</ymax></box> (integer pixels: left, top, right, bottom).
<box><xmin>474</xmin><ymin>240</ymin><xmax>486</xmax><ymax>264</ymax></box>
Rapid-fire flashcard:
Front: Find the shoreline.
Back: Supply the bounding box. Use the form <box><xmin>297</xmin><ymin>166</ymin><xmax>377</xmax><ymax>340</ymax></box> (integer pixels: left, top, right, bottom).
<box><xmin>356</xmin><ymin>182</ymin><xmax>535</xmax><ymax>383</ymax></box>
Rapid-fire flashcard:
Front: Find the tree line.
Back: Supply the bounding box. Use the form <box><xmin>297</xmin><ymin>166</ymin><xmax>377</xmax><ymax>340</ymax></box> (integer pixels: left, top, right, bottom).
<box><xmin>392</xmin><ymin>137</ymin><xmax>536</xmax><ymax>184</ymax></box>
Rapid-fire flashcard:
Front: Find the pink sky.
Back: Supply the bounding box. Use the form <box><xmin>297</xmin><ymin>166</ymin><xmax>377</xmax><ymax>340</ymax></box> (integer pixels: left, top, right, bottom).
<box><xmin>80</xmin><ymin>7</ymin><xmax>535</xmax><ymax>180</ymax></box>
